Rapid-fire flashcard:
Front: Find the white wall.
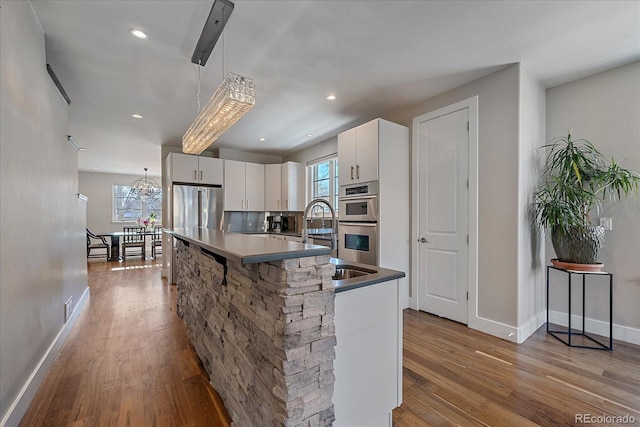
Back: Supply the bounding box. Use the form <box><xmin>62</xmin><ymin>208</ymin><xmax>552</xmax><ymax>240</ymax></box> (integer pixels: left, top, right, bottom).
<box><xmin>387</xmin><ymin>65</ymin><xmax>521</xmax><ymax>334</ymax></box>
<box><xmin>546</xmin><ymin>61</ymin><xmax>640</xmax><ymax>342</ymax></box>
<box><xmin>517</xmin><ymin>67</ymin><xmax>546</xmax><ymax>335</ymax></box>
<box><xmin>0</xmin><ymin>1</ymin><xmax>88</xmax><ymax>424</ymax></box>
<box><xmin>78</xmin><ymin>171</ymin><xmax>160</xmax><ymax>233</ymax></box>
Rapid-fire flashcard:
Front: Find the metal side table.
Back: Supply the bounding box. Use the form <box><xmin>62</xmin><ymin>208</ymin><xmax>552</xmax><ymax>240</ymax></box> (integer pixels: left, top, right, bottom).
<box><xmin>546</xmin><ymin>265</ymin><xmax>613</xmax><ymax>351</ymax></box>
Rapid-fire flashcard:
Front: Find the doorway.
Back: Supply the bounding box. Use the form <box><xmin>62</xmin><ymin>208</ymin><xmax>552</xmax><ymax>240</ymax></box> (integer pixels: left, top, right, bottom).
<box><xmin>411</xmin><ymin>97</ymin><xmax>478</xmax><ymax>325</ymax></box>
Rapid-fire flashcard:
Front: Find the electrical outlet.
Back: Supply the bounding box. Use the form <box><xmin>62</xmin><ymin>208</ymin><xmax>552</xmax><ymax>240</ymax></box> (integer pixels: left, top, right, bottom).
<box><xmin>599</xmin><ymin>217</ymin><xmax>613</xmax><ymax>231</ymax></box>
<box><xmin>64</xmin><ymin>297</ymin><xmax>73</xmax><ymax>322</ymax></box>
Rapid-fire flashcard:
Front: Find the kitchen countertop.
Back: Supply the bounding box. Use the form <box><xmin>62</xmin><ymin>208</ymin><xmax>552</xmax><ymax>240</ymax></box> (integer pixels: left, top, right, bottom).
<box><xmin>171</xmin><ymin>228</ymin><xmax>330</xmax><ymax>264</ymax></box>
<box><xmin>331</xmin><ymin>258</ymin><xmax>405</xmax><ymax>293</ymax></box>
<box><xmin>171</xmin><ymin>228</ymin><xmax>404</xmax><ymax>292</ymax></box>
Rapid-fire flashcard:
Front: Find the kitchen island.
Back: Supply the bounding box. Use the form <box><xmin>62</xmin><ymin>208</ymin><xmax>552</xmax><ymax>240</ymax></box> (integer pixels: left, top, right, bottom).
<box><xmin>171</xmin><ymin>228</ymin><xmax>404</xmax><ymax>426</ymax></box>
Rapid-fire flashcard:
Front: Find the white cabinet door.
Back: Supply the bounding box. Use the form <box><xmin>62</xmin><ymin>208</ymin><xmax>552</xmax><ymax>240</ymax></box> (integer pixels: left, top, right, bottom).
<box><xmin>265</xmin><ymin>164</ymin><xmax>282</xmax><ymax>211</ymax></box>
<box><xmin>282</xmin><ymin>162</ymin><xmax>305</xmax><ymax>211</ymax></box>
<box><xmin>354</xmin><ymin>119</ymin><xmax>379</xmax><ymax>183</ymax></box>
<box><xmin>224</xmin><ymin>160</ymin><xmax>246</xmax><ymax>211</ymax></box>
<box><xmin>338</xmin><ymin>128</ymin><xmax>357</xmax><ymax>186</ymax></box>
<box><xmin>198</xmin><ymin>157</ymin><xmax>223</xmax><ymax>186</ymax></box>
<box><xmin>338</xmin><ymin>120</ymin><xmax>380</xmax><ymax>185</ymax></box>
<box><xmin>170</xmin><ymin>153</ymin><xmax>199</xmax><ymax>183</ymax></box>
<box><xmin>245</xmin><ymin>163</ymin><xmax>265</xmax><ymax>211</ymax></box>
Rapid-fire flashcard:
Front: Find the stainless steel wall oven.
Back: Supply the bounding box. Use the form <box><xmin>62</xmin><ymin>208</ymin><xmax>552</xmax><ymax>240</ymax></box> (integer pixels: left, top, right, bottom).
<box><xmin>338</xmin><ymin>181</ymin><xmax>379</xmax><ymax>265</ymax></box>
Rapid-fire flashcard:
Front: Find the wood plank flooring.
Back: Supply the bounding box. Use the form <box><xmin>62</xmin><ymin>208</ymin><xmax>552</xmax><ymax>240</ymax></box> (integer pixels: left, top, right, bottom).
<box><xmin>20</xmin><ymin>260</ymin><xmax>640</xmax><ymax>426</ymax></box>
<box><xmin>393</xmin><ymin>309</ymin><xmax>640</xmax><ymax>426</ymax></box>
<box><xmin>19</xmin><ymin>259</ymin><xmax>230</xmax><ymax>427</ymax></box>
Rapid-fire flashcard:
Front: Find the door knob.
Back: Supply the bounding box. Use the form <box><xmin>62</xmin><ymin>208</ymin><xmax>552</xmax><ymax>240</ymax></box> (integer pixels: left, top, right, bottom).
<box><xmin>418</xmin><ymin>237</ymin><xmax>428</xmax><ymax>243</ymax></box>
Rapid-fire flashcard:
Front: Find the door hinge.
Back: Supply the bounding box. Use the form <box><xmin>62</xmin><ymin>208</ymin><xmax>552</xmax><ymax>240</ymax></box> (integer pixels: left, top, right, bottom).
<box><xmin>467</xmin><ymin>121</ymin><xmax>469</xmax><ymax>131</ymax></box>
<box><xmin>466</xmin><ymin>178</ymin><xmax>469</xmax><ymax>188</ymax></box>
<box><xmin>466</xmin><ymin>291</ymin><xmax>469</xmax><ymax>300</ymax></box>
<box><xmin>467</xmin><ymin>235</ymin><xmax>469</xmax><ymax>244</ymax></box>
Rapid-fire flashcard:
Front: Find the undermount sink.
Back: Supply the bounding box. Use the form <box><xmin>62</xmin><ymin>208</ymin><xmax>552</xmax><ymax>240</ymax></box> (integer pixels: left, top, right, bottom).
<box><xmin>332</xmin><ymin>265</ymin><xmax>376</xmax><ymax>281</ymax></box>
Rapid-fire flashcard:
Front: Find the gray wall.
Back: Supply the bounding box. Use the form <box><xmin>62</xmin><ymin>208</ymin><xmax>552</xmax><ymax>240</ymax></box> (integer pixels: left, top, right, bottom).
<box><xmin>517</xmin><ymin>67</ymin><xmax>546</xmax><ymax>329</ymax></box>
<box><xmin>387</xmin><ymin>65</ymin><xmax>522</xmax><ymax>329</ymax></box>
<box><xmin>0</xmin><ymin>1</ymin><xmax>88</xmax><ymax>422</ymax></box>
<box><xmin>79</xmin><ymin>170</ymin><xmax>161</xmax><ymax>234</ymax></box>
<box><xmin>284</xmin><ymin>136</ymin><xmax>338</xmax><ymax>165</ymax></box>
<box><xmin>546</xmin><ymin>61</ymin><xmax>640</xmax><ymax>333</ymax></box>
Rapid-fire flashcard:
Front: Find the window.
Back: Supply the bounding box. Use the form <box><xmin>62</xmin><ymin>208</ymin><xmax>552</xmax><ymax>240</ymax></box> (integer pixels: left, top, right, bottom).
<box><xmin>307</xmin><ymin>156</ymin><xmax>339</xmax><ymax>216</ymax></box>
<box><xmin>113</xmin><ymin>184</ymin><xmax>162</xmax><ymax>223</ymax></box>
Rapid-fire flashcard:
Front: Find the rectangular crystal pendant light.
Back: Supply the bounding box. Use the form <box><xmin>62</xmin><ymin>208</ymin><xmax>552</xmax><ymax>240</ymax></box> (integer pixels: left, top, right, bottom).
<box><xmin>182</xmin><ymin>72</ymin><xmax>255</xmax><ymax>155</ymax></box>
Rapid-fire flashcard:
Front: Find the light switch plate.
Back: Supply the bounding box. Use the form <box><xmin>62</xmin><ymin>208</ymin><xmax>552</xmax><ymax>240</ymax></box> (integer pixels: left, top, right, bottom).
<box><xmin>599</xmin><ymin>217</ymin><xmax>612</xmax><ymax>231</ymax></box>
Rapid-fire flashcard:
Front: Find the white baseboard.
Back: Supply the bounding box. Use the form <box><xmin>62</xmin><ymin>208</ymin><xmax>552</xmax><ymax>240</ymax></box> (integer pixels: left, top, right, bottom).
<box><xmin>470</xmin><ymin>316</ymin><xmax>519</xmax><ymax>343</ymax></box>
<box><xmin>516</xmin><ymin>311</ymin><xmax>547</xmax><ymax>344</ymax></box>
<box><xmin>548</xmin><ymin>310</ymin><xmax>640</xmax><ymax>346</ymax></box>
<box><xmin>1</xmin><ymin>286</ymin><xmax>90</xmax><ymax>427</ymax></box>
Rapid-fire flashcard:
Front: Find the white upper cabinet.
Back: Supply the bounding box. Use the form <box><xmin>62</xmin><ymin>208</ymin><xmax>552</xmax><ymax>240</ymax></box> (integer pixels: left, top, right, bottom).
<box><xmin>197</xmin><ymin>157</ymin><xmax>224</xmax><ymax>185</ymax></box>
<box><xmin>338</xmin><ymin>119</ymin><xmax>379</xmax><ymax>185</ymax></box>
<box><xmin>282</xmin><ymin>162</ymin><xmax>305</xmax><ymax>211</ymax></box>
<box><xmin>245</xmin><ymin>162</ymin><xmax>265</xmax><ymax>211</ymax></box>
<box><xmin>169</xmin><ymin>153</ymin><xmax>223</xmax><ymax>185</ymax></box>
<box><xmin>265</xmin><ymin>164</ymin><xmax>282</xmax><ymax>211</ymax></box>
<box><xmin>224</xmin><ymin>160</ymin><xmax>265</xmax><ymax>211</ymax></box>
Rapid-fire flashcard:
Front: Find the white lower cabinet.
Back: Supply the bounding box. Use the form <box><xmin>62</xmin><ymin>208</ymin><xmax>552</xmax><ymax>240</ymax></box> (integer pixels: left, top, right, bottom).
<box><xmin>334</xmin><ymin>279</ymin><xmax>401</xmax><ymax>426</ymax></box>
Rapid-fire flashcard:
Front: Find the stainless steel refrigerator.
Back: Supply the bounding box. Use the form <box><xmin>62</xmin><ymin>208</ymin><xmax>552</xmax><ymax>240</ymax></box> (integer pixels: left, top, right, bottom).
<box><xmin>171</xmin><ymin>184</ymin><xmax>223</xmax><ymax>282</ymax></box>
<box><xmin>172</xmin><ymin>184</ymin><xmax>224</xmax><ymax>229</ymax></box>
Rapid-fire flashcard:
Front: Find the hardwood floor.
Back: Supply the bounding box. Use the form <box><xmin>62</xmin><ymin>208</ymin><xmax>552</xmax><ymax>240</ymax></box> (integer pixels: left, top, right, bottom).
<box><xmin>393</xmin><ymin>309</ymin><xmax>640</xmax><ymax>426</ymax></box>
<box><xmin>21</xmin><ymin>261</ymin><xmax>640</xmax><ymax>426</ymax></box>
<box><xmin>20</xmin><ymin>258</ymin><xmax>230</xmax><ymax>427</ymax></box>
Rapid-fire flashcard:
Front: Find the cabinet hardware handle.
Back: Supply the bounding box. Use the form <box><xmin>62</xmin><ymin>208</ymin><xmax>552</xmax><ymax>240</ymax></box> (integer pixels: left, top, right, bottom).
<box><xmin>194</xmin><ymin>170</ymin><xmax>197</xmax><ymax>180</ymax></box>
<box><xmin>278</xmin><ymin>200</ymin><xmax>280</xmax><ymax>209</ymax></box>
<box><xmin>200</xmin><ymin>171</ymin><xmax>203</xmax><ymax>181</ymax></box>
<box><xmin>285</xmin><ymin>199</ymin><xmax>288</xmax><ymax>209</ymax></box>
<box><xmin>356</xmin><ymin>165</ymin><xmax>360</xmax><ymax>179</ymax></box>
<box><xmin>350</xmin><ymin>166</ymin><xmax>354</xmax><ymax>180</ymax></box>
<box><xmin>241</xmin><ymin>200</ymin><xmax>244</xmax><ymax>209</ymax></box>
<box><xmin>246</xmin><ymin>200</ymin><xmax>249</xmax><ymax>210</ymax></box>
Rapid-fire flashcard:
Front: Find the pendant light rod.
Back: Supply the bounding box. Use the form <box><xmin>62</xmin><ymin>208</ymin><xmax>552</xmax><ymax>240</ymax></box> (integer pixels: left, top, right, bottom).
<box><xmin>191</xmin><ymin>0</ymin><xmax>234</xmax><ymax>66</ymax></box>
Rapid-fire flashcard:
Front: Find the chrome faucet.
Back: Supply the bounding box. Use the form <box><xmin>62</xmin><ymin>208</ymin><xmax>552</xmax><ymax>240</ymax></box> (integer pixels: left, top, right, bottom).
<box><xmin>302</xmin><ymin>199</ymin><xmax>337</xmax><ymax>249</ymax></box>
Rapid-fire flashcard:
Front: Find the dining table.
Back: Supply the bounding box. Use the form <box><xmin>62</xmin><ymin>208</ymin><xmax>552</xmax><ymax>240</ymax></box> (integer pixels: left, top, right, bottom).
<box><xmin>97</xmin><ymin>229</ymin><xmax>163</xmax><ymax>261</ymax></box>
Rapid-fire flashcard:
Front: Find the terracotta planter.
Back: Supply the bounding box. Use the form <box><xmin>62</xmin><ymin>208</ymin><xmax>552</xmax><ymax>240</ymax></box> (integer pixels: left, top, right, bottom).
<box><xmin>551</xmin><ymin>225</ymin><xmax>605</xmax><ymax>265</ymax></box>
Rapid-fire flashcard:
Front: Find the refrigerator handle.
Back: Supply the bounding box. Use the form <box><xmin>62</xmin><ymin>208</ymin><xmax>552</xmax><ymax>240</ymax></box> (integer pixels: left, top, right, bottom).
<box><xmin>197</xmin><ymin>189</ymin><xmax>203</xmax><ymax>228</ymax></box>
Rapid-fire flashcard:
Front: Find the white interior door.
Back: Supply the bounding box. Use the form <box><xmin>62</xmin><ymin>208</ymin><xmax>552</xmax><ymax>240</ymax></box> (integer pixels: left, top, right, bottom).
<box><xmin>416</xmin><ymin>108</ymin><xmax>469</xmax><ymax>324</ymax></box>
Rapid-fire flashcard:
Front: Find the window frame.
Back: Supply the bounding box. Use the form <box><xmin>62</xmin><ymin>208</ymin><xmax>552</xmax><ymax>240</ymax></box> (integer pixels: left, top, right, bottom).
<box><xmin>306</xmin><ymin>155</ymin><xmax>339</xmax><ymax>218</ymax></box>
<box><xmin>112</xmin><ymin>183</ymin><xmax>162</xmax><ymax>224</ymax></box>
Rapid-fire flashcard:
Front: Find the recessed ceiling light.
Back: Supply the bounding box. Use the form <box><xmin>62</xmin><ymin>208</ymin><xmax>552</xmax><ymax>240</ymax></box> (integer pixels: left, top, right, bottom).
<box><xmin>93</xmin><ymin>167</ymin><xmax>98</xmax><ymax>170</ymax></box>
<box><xmin>132</xmin><ymin>114</ymin><xmax>143</xmax><ymax>119</ymax></box>
<box><xmin>306</xmin><ymin>134</ymin><xmax>313</xmax><ymax>138</ymax></box>
<box><xmin>326</xmin><ymin>95</ymin><xmax>336</xmax><ymax>101</ymax></box>
<box><xmin>130</xmin><ymin>29</ymin><xmax>148</xmax><ymax>39</ymax></box>
<box><xmin>79</xmin><ymin>147</ymin><xmax>87</xmax><ymax>151</ymax></box>
<box><xmin>259</xmin><ymin>137</ymin><xmax>266</xmax><ymax>142</ymax></box>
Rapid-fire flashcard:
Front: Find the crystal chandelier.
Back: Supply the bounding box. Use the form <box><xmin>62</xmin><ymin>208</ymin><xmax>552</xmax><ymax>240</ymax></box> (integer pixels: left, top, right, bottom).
<box><xmin>182</xmin><ymin>72</ymin><xmax>255</xmax><ymax>155</ymax></box>
<box><xmin>130</xmin><ymin>168</ymin><xmax>161</xmax><ymax>203</ymax></box>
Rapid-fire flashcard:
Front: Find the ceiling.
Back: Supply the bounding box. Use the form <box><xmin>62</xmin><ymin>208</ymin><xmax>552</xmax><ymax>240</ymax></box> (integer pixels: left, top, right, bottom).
<box><xmin>30</xmin><ymin>0</ymin><xmax>640</xmax><ymax>176</ymax></box>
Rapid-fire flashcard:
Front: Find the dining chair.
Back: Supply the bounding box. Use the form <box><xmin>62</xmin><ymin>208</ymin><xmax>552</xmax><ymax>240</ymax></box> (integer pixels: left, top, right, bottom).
<box><xmin>151</xmin><ymin>227</ymin><xmax>163</xmax><ymax>259</ymax></box>
<box><xmin>122</xmin><ymin>226</ymin><xmax>146</xmax><ymax>260</ymax></box>
<box><xmin>86</xmin><ymin>228</ymin><xmax>110</xmax><ymax>259</ymax></box>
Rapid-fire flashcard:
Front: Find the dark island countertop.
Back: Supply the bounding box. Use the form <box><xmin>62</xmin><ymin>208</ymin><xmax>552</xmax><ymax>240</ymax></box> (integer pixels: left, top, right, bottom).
<box><xmin>330</xmin><ymin>258</ymin><xmax>405</xmax><ymax>293</ymax></box>
<box><xmin>171</xmin><ymin>227</ymin><xmax>330</xmax><ymax>265</ymax></box>
<box><xmin>171</xmin><ymin>228</ymin><xmax>405</xmax><ymax>292</ymax></box>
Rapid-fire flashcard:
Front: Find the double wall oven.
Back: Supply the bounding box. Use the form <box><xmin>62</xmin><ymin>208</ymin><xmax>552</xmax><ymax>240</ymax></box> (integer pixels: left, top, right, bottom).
<box><xmin>338</xmin><ymin>181</ymin><xmax>379</xmax><ymax>266</ymax></box>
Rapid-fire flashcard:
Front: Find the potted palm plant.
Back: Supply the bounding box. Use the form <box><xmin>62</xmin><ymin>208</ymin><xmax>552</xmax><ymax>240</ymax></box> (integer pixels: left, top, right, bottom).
<box><xmin>533</xmin><ymin>133</ymin><xmax>639</xmax><ymax>270</ymax></box>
